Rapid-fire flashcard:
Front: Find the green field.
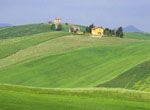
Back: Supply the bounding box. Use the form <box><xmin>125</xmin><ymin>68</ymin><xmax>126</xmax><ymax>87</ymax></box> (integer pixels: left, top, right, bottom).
<box><xmin>99</xmin><ymin>60</ymin><xmax>150</xmax><ymax>91</ymax></box>
<box><xmin>0</xmin><ymin>24</ymin><xmax>51</xmax><ymax>39</ymax></box>
<box><xmin>0</xmin><ymin>24</ymin><xmax>150</xmax><ymax>110</ymax></box>
<box><xmin>0</xmin><ymin>32</ymin><xmax>69</xmax><ymax>59</ymax></box>
<box><xmin>0</xmin><ymin>23</ymin><xmax>85</xmax><ymax>39</ymax></box>
<box><xmin>0</xmin><ymin>84</ymin><xmax>150</xmax><ymax>110</ymax></box>
<box><xmin>125</xmin><ymin>32</ymin><xmax>150</xmax><ymax>40</ymax></box>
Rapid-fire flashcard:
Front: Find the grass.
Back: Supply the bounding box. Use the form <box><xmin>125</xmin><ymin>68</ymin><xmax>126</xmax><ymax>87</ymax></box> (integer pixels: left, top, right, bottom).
<box><xmin>0</xmin><ymin>24</ymin><xmax>150</xmax><ymax>109</ymax></box>
<box><xmin>98</xmin><ymin>60</ymin><xmax>150</xmax><ymax>91</ymax></box>
<box><xmin>0</xmin><ymin>24</ymin><xmax>52</xmax><ymax>39</ymax></box>
<box><xmin>125</xmin><ymin>33</ymin><xmax>150</xmax><ymax>40</ymax></box>
<box><xmin>0</xmin><ymin>84</ymin><xmax>149</xmax><ymax>110</ymax></box>
<box><xmin>0</xmin><ymin>27</ymin><xmax>9</xmax><ymax>30</ymax></box>
<box><xmin>0</xmin><ymin>35</ymin><xmax>138</xmax><ymax>69</ymax></box>
<box><xmin>0</xmin><ymin>23</ymin><xmax>86</xmax><ymax>39</ymax></box>
<box><xmin>0</xmin><ymin>31</ymin><xmax>69</xmax><ymax>59</ymax></box>
<box><xmin>0</xmin><ymin>37</ymin><xmax>149</xmax><ymax>88</ymax></box>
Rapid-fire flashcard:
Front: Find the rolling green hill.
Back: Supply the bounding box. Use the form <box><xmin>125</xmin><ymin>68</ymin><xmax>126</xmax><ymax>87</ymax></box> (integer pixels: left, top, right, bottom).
<box><xmin>0</xmin><ymin>84</ymin><xmax>149</xmax><ymax>110</ymax></box>
<box><xmin>0</xmin><ymin>23</ymin><xmax>86</xmax><ymax>39</ymax></box>
<box><xmin>0</xmin><ymin>24</ymin><xmax>150</xmax><ymax>110</ymax></box>
<box><xmin>0</xmin><ymin>24</ymin><xmax>52</xmax><ymax>39</ymax></box>
<box><xmin>0</xmin><ymin>32</ymin><xmax>69</xmax><ymax>59</ymax></box>
<box><xmin>0</xmin><ymin>31</ymin><xmax>149</xmax><ymax>89</ymax></box>
<box><xmin>98</xmin><ymin>60</ymin><xmax>150</xmax><ymax>91</ymax></box>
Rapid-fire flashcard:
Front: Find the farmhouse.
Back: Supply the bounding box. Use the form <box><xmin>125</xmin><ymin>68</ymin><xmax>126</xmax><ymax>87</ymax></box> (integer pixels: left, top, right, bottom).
<box><xmin>53</xmin><ymin>17</ymin><xmax>61</xmax><ymax>24</ymax></box>
<box><xmin>53</xmin><ymin>17</ymin><xmax>61</xmax><ymax>29</ymax></box>
<box><xmin>69</xmin><ymin>26</ymin><xmax>84</xmax><ymax>35</ymax></box>
<box><xmin>91</xmin><ymin>27</ymin><xmax>104</xmax><ymax>37</ymax></box>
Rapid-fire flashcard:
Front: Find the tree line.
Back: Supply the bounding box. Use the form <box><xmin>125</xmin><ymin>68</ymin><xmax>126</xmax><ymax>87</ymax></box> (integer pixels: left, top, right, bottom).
<box><xmin>50</xmin><ymin>24</ymin><xmax>62</xmax><ymax>31</ymax></box>
<box><xmin>104</xmin><ymin>27</ymin><xmax>124</xmax><ymax>38</ymax></box>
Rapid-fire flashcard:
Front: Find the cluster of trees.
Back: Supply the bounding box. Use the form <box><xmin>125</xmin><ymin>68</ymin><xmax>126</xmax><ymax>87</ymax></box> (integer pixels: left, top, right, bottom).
<box><xmin>51</xmin><ymin>24</ymin><xmax>62</xmax><ymax>31</ymax></box>
<box><xmin>86</xmin><ymin>24</ymin><xmax>94</xmax><ymax>33</ymax></box>
<box><xmin>104</xmin><ymin>27</ymin><xmax>124</xmax><ymax>38</ymax></box>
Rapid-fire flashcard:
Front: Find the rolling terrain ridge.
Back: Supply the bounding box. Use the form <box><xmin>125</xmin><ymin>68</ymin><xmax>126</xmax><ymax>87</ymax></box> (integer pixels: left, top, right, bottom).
<box><xmin>0</xmin><ymin>24</ymin><xmax>150</xmax><ymax>110</ymax></box>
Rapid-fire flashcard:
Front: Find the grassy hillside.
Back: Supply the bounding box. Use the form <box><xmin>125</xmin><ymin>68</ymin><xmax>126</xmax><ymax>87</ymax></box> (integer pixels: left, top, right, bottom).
<box><xmin>0</xmin><ymin>34</ymin><xmax>138</xmax><ymax>68</ymax></box>
<box><xmin>0</xmin><ymin>24</ymin><xmax>52</xmax><ymax>39</ymax></box>
<box><xmin>0</xmin><ymin>34</ymin><xmax>149</xmax><ymax>88</ymax></box>
<box><xmin>0</xmin><ymin>32</ymin><xmax>69</xmax><ymax>59</ymax></box>
<box><xmin>0</xmin><ymin>24</ymin><xmax>150</xmax><ymax>110</ymax></box>
<box><xmin>98</xmin><ymin>60</ymin><xmax>150</xmax><ymax>91</ymax></box>
<box><xmin>0</xmin><ymin>23</ymin><xmax>86</xmax><ymax>39</ymax></box>
<box><xmin>125</xmin><ymin>33</ymin><xmax>150</xmax><ymax>40</ymax></box>
<box><xmin>0</xmin><ymin>27</ymin><xmax>9</xmax><ymax>30</ymax></box>
<box><xmin>0</xmin><ymin>84</ymin><xmax>149</xmax><ymax>110</ymax></box>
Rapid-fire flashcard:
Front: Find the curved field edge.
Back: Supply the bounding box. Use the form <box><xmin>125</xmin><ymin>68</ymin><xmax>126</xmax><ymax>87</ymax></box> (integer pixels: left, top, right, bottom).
<box><xmin>98</xmin><ymin>60</ymin><xmax>150</xmax><ymax>92</ymax></box>
<box><xmin>0</xmin><ymin>84</ymin><xmax>149</xmax><ymax>101</ymax></box>
<box><xmin>0</xmin><ymin>41</ymin><xmax>149</xmax><ymax>88</ymax></box>
<box><xmin>0</xmin><ymin>23</ymin><xmax>85</xmax><ymax>39</ymax></box>
<box><xmin>0</xmin><ymin>84</ymin><xmax>150</xmax><ymax>110</ymax></box>
<box><xmin>0</xmin><ymin>31</ymin><xmax>69</xmax><ymax>59</ymax></box>
<box><xmin>0</xmin><ymin>24</ymin><xmax>51</xmax><ymax>39</ymax></box>
<box><xmin>0</xmin><ymin>35</ymin><xmax>140</xmax><ymax>69</ymax></box>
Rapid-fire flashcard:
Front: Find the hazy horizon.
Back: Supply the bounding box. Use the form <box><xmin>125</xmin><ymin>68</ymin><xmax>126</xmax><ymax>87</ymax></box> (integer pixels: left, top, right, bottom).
<box><xmin>1</xmin><ymin>0</ymin><xmax>150</xmax><ymax>32</ymax></box>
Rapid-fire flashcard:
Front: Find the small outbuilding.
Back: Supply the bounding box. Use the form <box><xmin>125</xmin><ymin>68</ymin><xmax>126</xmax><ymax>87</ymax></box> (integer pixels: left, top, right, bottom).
<box><xmin>69</xmin><ymin>26</ymin><xmax>84</xmax><ymax>35</ymax></box>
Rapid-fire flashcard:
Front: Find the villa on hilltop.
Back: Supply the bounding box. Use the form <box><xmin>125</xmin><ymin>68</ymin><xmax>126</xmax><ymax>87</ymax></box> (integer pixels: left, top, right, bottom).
<box><xmin>53</xmin><ymin>18</ymin><xmax>61</xmax><ymax>25</ymax></box>
<box><xmin>49</xmin><ymin>17</ymin><xmax>104</xmax><ymax>37</ymax></box>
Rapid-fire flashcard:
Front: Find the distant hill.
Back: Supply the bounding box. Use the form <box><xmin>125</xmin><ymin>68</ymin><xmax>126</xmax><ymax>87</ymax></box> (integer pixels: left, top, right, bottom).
<box><xmin>123</xmin><ymin>25</ymin><xmax>143</xmax><ymax>32</ymax></box>
<box><xmin>0</xmin><ymin>23</ymin><xmax>12</xmax><ymax>27</ymax></box>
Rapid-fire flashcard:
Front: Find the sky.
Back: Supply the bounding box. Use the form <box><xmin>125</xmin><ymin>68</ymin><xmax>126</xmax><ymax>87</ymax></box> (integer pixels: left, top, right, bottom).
<box><xmin>0</xmin><ymin>0</ymin><xmax>150</xmax><ymax>32</ymax></box>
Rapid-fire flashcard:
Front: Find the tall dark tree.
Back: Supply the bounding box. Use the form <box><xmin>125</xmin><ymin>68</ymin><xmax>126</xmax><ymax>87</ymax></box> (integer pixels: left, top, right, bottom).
<box><xmin>65</xmin><ymin>23</ymin><xmax>69</xmax><ymax>25</ymax></box>
<box><xmin>116</xmin><ymin>27</ymin><xmax>124</xmax><ymax>38</ymax></box>
<box><xmin>104</xmin><ymin>28</ymin><xmax>112</xmax><ymax>36</ymax></box>
<box><xmin>86</xmin><ymin>24</ymin><xmax>95</xmax><ymax>33</ymax></box>
<box><xmin>111</xmin><ymin>29</ymin><xmax>116</xmax><ymax>36</ymax></box>
<box><xmin>89</xmin><ymin>24</ymin><xmax>95</xmax><ymax>33</ymax></box>
<box><xmin>51</xmin><ymin>24</ymin><xmax>56</xmax><ymax>30</ymax></box>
